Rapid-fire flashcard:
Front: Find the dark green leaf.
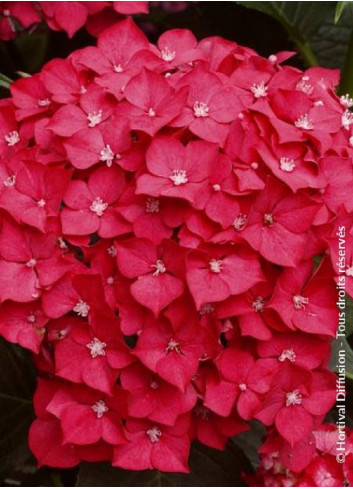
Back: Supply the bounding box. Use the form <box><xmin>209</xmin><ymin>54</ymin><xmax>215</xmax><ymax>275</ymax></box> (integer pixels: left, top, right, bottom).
<box><xmin>232</xmin><ymin>421</ymin><xmax>265</xmax><ymax>470</ymax></box>
<box><xmin>331</xmin><ymin>335</ymin><xmax>353</xmax><ymax>379</ymax></box>
<box><xmin>13</xmin><ymin>31</ymin><xmax>49</xmax><ymax>74</ymax></box>
<box><xmin>311</xmin><ymin>3</ymin><xmax>353</xmax><ymax>68</ymax></box>
<box><xmin>346</xmin><ymin>295</ymin><xmax>353</xmax><ymax>338</ymax></box>
<box><xmin>0</xmin><ymin>338</ymin><xmax>36</xmax><ymax>481</ymax></box>
<box><xmin>77</xmin><ymin>441</ymin><xmax>251</xmax><ymax>487</ymax></box>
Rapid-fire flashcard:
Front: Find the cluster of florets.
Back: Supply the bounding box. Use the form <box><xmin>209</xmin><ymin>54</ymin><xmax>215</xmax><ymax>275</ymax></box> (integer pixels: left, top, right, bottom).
<box><xmin>0</xmin><ymin>18</ymin><xmax>352</xmax><ymax>482</ymax></box>
<box><xmin>0</xmin><ymin>1</ymin><xmax>148</xmax><ymax>39</ymax></box>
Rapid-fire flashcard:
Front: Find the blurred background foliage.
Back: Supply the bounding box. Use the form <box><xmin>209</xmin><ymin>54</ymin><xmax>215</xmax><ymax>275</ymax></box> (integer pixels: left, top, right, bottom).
<box><xmin>0</xmin><ymin>1</ymin><xmax>353</xmax><ymax>486</ymax></box>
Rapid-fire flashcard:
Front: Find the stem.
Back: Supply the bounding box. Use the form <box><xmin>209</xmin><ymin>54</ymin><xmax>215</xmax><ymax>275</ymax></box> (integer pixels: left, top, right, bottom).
<box><xmin>0</xmin><ymin>72</ymin><xmax>13</xmax><ymax>89</ymax></box>
<box><xmin>276</xmin><ymin>17</ymin><xmax>319</xmax><ymax>66</ymax></box>
<box><xmin>339</xmin><ymin>29</ymin><xmax>353</xmax><ymax>95</ymax></box>
<box><xmin>0</xmin><ymin>393</ymin><xmax>32</xmax><ymax>404</ymax></box>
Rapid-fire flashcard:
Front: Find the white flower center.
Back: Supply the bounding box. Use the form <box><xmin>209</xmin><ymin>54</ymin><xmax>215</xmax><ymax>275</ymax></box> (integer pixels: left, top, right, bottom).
<box><xmin>193</xmin><ymin>101</ymin><xmax>209</xmax><ymax>118</ymax></box>
<box><xmin>239</xmin><ymin>383</ymin><xmax>247</xmax><ymax>391</ymax></box>
<box><xmin>342</xmin><ymin>109</ymin><xmax>353</xmax><ymax>130</ymax></box>
<box><xmin>293</xmin><ymin>295</ymin><xmax>309</xmax><ymax>310</ymax></box>
<box><xmin>346</xmin><ymin>265</ymin><xmax>353</xmax><ymax>277</ymax></box>
<box><xmin>279</xmin><ymin>157</ymin><xmax>296</xmax><ymax>172</ymax></box>
<box><xmin>106</xmin><ymin>276</ymin><xmax>115</xmax><ymax>285</ymax></box>
<box><xmin>212</xmin><ymin>184</ymin><xmax>221</xmax><ymax>191</ymax></box>
<box><xmin>151</xmin><ymin>259</ymin><xmax>166</xmax><ymax>276</ymax></box>
<box><xmin>145</xmin><ymin>197</ymin><xmax>160</xmax><ymax>213</ymax></box>
<box><xmin>3</xmin><ymin>175</ymin><xmax>16</xmax><ymax>187</ymax></box>
<box><xmin>160</xmin><ymin>47</ymin><xmax>176</xmax><ymax>62</ymax></box>
<box><xmin>113</xmin><ymin>64</ymin><xmax>123</xmax><ymax>73</ymax></box>
<box><xmin>91</xmin><ymin>400</ymin><xmax>109</xmax><ymax>418</ymax></box>
<box><xmin>268</xmin><ymin>54</ymin><xmax>277</xmax><ymax>64</ymax></box>
<box><xmin>170</xmin><ymin>169</ymin><xmax>188</xmax><ymax>186</ymax></box>
<box><xmin>90</xmin><ymin>197</ymin><xmax>108</xmax><ymax>217</ymax></box>
<box><xmin>279</xmin><ymin>348</ymin><xmax>296</xmax><ymax>363</ymax></box>
<box><xmin>233</xmin><ymin>214</ymin><xmax>248</xmax><ymax>231</ymax></box>
<box><xmin>26</xmin><ymin>258</ymin><xmax>37</xmax><ymax>267</ymax></box>
<box><xmin>38</xmin><ymin>98</ymin><xmax>51</xmax><ymax>107</ymax></box>
<box><xmin>295</xmin><ymin>76</ymin><xmax>313</xmax><ymax>95</ymax></box>
<box><xmin>87</xmin><ymin>109</ymin><xmax>103</xmax><ymax>127</ymax></box>
<box><xmin>4</xmin><ymin>130</ymin><xmax>20</xmax><ymax>146</ymax></box>
<box><xmin>100</xmin><ymin>144</ymin><xmax>115</xmax><ymax>167</ymax></box>
<box><xmin>37</xmin><ymin>199</ymin><xmax>46</xmax><ymax>207</ymax></box>
<box><xmin>263</xmin><ymin>213</ymin><xmax>275</xmax><ymax>226</ymax></box>
<box><xmin>73</xmin><ymin>299</ymin><xmax>90</xmax><ymax>317</ymax></box>
<box><xmin>27</xmin><ymin>314</ymin><xmax>36</xmax><ymax>323</ymax></box>
<box><xmin>199</xmin><ymin>303</ymin><xmax>214</xmax><ymax>315</ymax></box>
<box><xmin>314</xmin><ymin>100</ymin><xmax>324</xmax><ymax>107</ymax></box>
<box><xmin>86</xmin><ymin>337</ymin><xmax>107</xmax><ymax>358</ymax></box>
<box><xmin>250</xmin><ymin>81</ymin><xmax>268</xmax><ymax>98</ymax></box>
<box><xmin>294</xmin><ymin>114</ymin><xmax>314</xmax><ymax>130</ymax></box>
<box><xmin>252</xmin><ymin>296</ymin><xmax>265</xmax><ymax>312</ymax></box>
<box><xmin>150</xmin><ymin>380</ymin><xmax>159</xmax><ymax>390</ymax></box>
<box><xmin>146</xmin><ymin>426</ymin><xmax>162</xmax><ymax>443</ymax></box>
<box><xmin>148</xmin><ymin>107</ymin><xmax>156</xmax><ymax>117</ymax></box>
<box><xmin>107</xmin><ymin>245</ymin><xmax>117</xmax><ymax>257</ymax></box>
<box><xmin>340</xmin><ymin>94</ymin><xmax>353</xmax><ymax>108</ymax></box>
<box><xmin>209</xmin><ymin>258</ymin><xmax>222</xmax><ymax>273</ymax></box>
<box><xmin>285</xmin><ymin>389</ymin><xmax>302</xmax><ymax>407</ymax></box>
<box><xmin>166</xmin><ymin>338</ymin><xmax>182</xmax><ymax>353</ymax></box>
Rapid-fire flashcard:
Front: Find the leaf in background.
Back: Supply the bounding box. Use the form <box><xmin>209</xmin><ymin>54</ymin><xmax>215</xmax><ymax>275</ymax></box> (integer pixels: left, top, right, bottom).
<box><xmin>335</xmin><ymin>1</ymin><xmax>352</xmax><ymax>23</ymax></box>
<box><xmin>232</xmin><ymin>421</ymin><xmax>266</xmax><ymax>470</ymax></box>
<box><xmin>77</xmin><ymin>441</ymin><xmax>251</xmax><ymax>487</ymax></box>
<box><xmin>347</xmin><ymin>295</ymin><xmax>353</xmax><ymax>338</ymax></box>
<box><xmin>0</xmin><ymin>338</ymin><xmax>36</xmax><ymax>482</ymax></box>
<box><xmin>311</xmin><ymin>3</ymin><xmax>353</xmax><ymax>69</ymax></box>
<box><xmin>331</xmin><ymin>335</ymin><xmax>353</xmax><ymax>380</ymax></box>
<box><xmin>13</xmin><ymin>31</ymin><xmax>49</xmax><ymax>74</ymax></box>
<box><xmin>236</xmin><ymin>2</ymin><xmax>336</xmax><ymax>66</ymax></box>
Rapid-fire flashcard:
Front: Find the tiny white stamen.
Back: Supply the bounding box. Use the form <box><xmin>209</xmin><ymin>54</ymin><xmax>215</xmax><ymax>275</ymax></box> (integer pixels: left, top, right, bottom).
<box><xmin>279</xmin><ymin>157</ymin><xmax>296</xmax><ymax>172</ymax></box>
<box><xmin>91</xmin><ymin>400</ymin><xmax>109</xmax><ymax>418</ymax></box>
<box><xmin>251</xmin><ymin>162</ymin><xmax>259</xmax><ymax>169</ymax></box>
<box><xmin>340</xmin><ymin>94</ymin><xmax>353</xmax><ymax>108</ymax></box>
<box><xmin>107</xmin><ymin>245</ymin><xmax>117</xmax><ymax>257</ymax></box>
<box><xmin>3</xmin><ymin>175</ymin><xmax>16</xmax><ymax>187</ymax></box>
<box><xmin>26</xmin><ymin>258</ymin><xmax>37</xmax><ymax>267</ymax></box>
<box><xmin>100</xmin><ymin>144</ymin><xmax>115</xmax><ymax>167</ymax></box>
<box><xmin>193</xmin><ymin>101</ymin><xmax>209</xmax><ymax>118</ymax></box>
<box><xmin>233</xmin><ymin>214</ymin><xmax>247</xmax><ymax>231</ymax></box>
<box><xmin>37</xmin><ymin>199</ymin><xmax>46</xmax><ymax>207</ymax></box>
<box><xmin>293</xmin><ymin>295</ymin><xmax>309</xmax><ymax>310</ymax></box>
<box><xmin>209</xmin><ymin>258</ymin><xmax>222</xmax><ymax>273</ymax></box>
<box><xmin>170</xmin><ymin>169</ymin><xmax>188</xmax><ymax>186</ymax></box>
<box><xmin>252</xmin><ymin>296</ymin><xmax>265</xmax><ymax>313</ymax></box>
<box><xmin>314</xmin><ymin>100</ymin><xmax>324</xmax><ymax>107</ymax></box>
<box><xmin>294</xmin><ymin>114</ymin><xmax>314</xmax><ymax>130</ymax></box>
<box><xmin>160</xmin><ymin>47</ymin><xmax>176</xmax><ymax>62</ymax></box>
<box><xmin>263</xmin><ymin>213</ymin><xmax>275</xmax><ymax>226</ymax></box>
<box><xmin>346</xmin><ymin>265</ymin><xmax>353</xmax><ymax>277</ymax></box>
<box><xmin>38</xmin><ymin>98</ymin><xmax>51</xmax><ymax>107</ymax></box>
<box><xmin>285</xmin><ymin>389</ymin><xmax>302</xmax><ymax>407</ymax></box>
<box><xmin>212</xmin><ymin>184</ymin><xmax>221</xmax><ymax>192</ymax></box>
<box><xmin>250</xmin><ymin>81</ymin><xmax>268</xmax><ymax>98</ymax></box>
<box><xmin>166</xmin><ymin>338</ymin><xmax>182</xmax><ymax>353</ymax></box>
<box><xmin>86</xmin><ymin>337</ymin><xmax>107</xmax><ymax>358</ymax></box>
<box><xmin>151</xmin><ymin>259</ymin><xmax>166</xmax><ymax>276</ymax></box>
<box><xmin>146</xmin><ymin>426</ymin><xmax>162</xmax><ymax>443</ymax></box>
<box><xmin>90</xmin><ymin>197</ymin><xmax>108</xmax><ymax>217</ymax></box>
<box><xmin>27</xmin><ymin>314</ymin><xmax>36</xmax><ymax>323</ymax></box>
<box><xmin>296</xmin><ymin>77</ymin><xmax>313</xmax><ymax>95</ymax></box>
<box><xmin>199</xmin><ymin>303</ymin><xmax>214</xmax><ymax>315</ymax></box>
<box><xmin>279</xmin><ymin>348</ymin><xmax>296</xmax><ymax>363</ymax></box>
<box><xmin>150</xmin><ymin>381</ymin><xmax>159</xmax><ymax>390</ymax></box>
<box><xmin>106</xmin><ymin>276</ymin><xmax>115</xmax><ymax>285</ymax></box>
<box><xmin>87</xmin><ymin>109</ymin><xmax>103</xmax><ymax>127</ymax></box>
<box><xmin>73</xmin><ymin>299</ymin><xmax>90</xmax><ymax>317</ymax></box>
<box><xmin>113</xmin><ymin>64</ymin><xmax>123</xmax><ymax>73</ymax></box>
<box><xmin>342</xmin><ymin>109</ymin><xmax>353</xmax><ymax>130</ymax></box>
<box><xmin>148</xmin><ymin>108</ymin><xmax>156</xmax><ymax>117</ymax></box>
<box><xmin>80</xmin><ymin>85</ymin><xmax>87</xmax><ymax>94</ymax></box>
<box><xmin>349</xmin><ymin>136</ymin><xmax>353</xmax><ymax>147</ymax></box>
<box><xmin>4</xmin><ymin>130</ymin><xmax>20</xmax><ymax>146</ymax></box>
<box><xmin>239</xmin><ymin>383</ymin><xmax>247</xmax><ymax>391</ymax></box>
<box><xmin>58</xmin><ymin>237</ymin><xmax>68</xmax><ymax>249</ymax></box>
<box><xmin>2</xmin><ymin>9</ymin><xmax>10</xmax><ymax>16</ymax></box>
<box><xmin>145</xmin><ymin>197</ymin><xmax>160</xmax><ymax>213</ymax></box>
<box><xmin>268</xmin><ymin>54</ymin><xmax>277</xmax><ymax>64</ymax></box>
